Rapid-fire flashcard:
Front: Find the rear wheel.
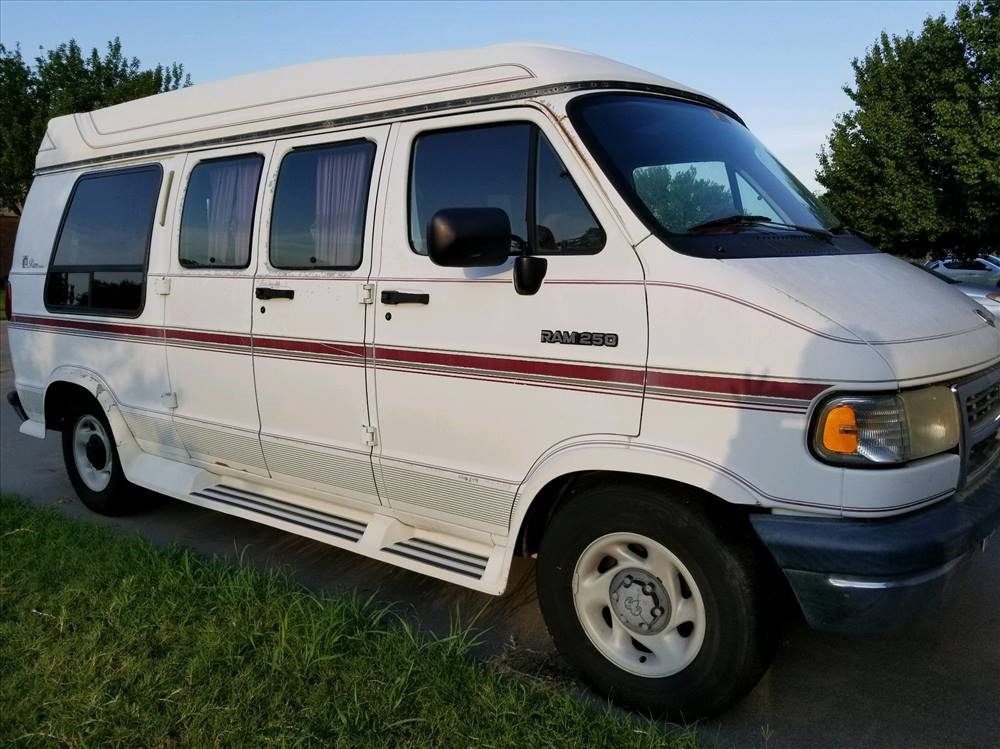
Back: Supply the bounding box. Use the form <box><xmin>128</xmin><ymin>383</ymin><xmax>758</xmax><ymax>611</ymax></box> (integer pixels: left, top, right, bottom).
<box><xmin>61</xmin><ymin>399</ymin><xmax>145</xmax><ymax>516</ymax></box>
<box><xmin>536</xmin><ymin>481</ymin><xmax>775</xmax><ymax>720</ymax></box>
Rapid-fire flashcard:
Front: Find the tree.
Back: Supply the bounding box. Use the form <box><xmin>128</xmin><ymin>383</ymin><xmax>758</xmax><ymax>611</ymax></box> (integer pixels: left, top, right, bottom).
<box><xmin>634</xmin><ymin>164</ymin><xmax>735</xmax><ymax>231</ymax></box>
<box><xmin>0</xmin><ymin>38</ymin><xmax>190</xmax><ymax>214</ymax></box>
<box><xmin>816</xmin><ymin>0</ymin><xmax>999</xmax><ymax>258</ymax></box>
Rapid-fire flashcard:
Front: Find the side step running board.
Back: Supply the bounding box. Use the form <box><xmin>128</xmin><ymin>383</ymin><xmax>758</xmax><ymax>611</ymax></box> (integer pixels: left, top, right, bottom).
<box><xmin>384</xmin><ymin>537</ymin><xmax>488</xmax><ymax>579</ymax></box>
<box><xmin>191</xmin><ymin>484</ymin><xmax>367</xmax><ymax>542</ymax></box>
<box><xmin>171</xmin><ymin>478</ymin><xmax>505</xmax><ymax>593</ymax></box>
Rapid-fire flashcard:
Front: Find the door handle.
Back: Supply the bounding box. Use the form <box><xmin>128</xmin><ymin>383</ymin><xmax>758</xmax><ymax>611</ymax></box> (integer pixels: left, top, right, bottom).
<box><xmin>256</xmin><ymin>287</ymin><xmax>295</xmax><ymax>300</ymax></box>
<box><xmin>381</xmin><ymin>290</ymin><xmax>430</xmax><ymax>305</ymax></box>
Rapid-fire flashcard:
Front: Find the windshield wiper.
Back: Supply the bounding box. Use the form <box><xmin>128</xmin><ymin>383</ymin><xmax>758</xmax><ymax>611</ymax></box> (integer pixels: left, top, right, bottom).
<box><xmin>688</xmin><ymin>214</ymin><xmax>833</xmax><ymax>241</ymax></box>
<box><xmin>827</xmin><ymin>223</ymin><xmax>873</xmax><ymax>241</ymax></box>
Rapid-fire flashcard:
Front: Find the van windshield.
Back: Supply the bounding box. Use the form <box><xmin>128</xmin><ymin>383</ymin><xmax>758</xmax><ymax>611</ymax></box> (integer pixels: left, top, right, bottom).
<box><xmin>568</xmin><ymin>93</ymin><xmax>873</xmax><ymax>259</ymax></box>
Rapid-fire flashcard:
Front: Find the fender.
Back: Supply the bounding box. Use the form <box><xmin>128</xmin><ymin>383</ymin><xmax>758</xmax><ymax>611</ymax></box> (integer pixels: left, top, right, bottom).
<box><xmin>508</xmin><ymin>433</ymin><xmax>764</xmax><ymax>546</ymax></box>
<box><xmin>44</xmin><ymin>366</ymin><xmax>145</xmax><ymax>472</ymax></box>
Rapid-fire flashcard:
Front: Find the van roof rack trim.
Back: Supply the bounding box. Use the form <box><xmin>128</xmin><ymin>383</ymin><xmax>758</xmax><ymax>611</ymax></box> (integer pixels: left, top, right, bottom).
<box><xmin>34</xmin><ymin>80</ymin><xmax>742</xmax><ymax>176</ymax></box>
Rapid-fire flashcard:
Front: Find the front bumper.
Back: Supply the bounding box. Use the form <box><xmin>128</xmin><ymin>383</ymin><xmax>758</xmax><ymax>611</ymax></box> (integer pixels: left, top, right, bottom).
<box><xmin>751</xmin><ymin>461</ymin><xmax>1000</xmax><ymax>634</ymax></box>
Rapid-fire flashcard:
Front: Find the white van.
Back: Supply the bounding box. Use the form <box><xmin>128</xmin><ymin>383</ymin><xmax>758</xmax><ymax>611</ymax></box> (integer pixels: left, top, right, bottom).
<box><xmin>6</xmin><ymin>45</ymin><xmax>999</xmax><ymax>718</ymax></box>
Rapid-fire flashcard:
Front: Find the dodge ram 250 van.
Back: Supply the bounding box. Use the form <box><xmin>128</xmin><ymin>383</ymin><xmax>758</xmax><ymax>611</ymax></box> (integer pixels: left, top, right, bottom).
<box><xmin>6</xmin><ymin>45</ymin><xmax>999</xmax><ymax>718</ymax></box>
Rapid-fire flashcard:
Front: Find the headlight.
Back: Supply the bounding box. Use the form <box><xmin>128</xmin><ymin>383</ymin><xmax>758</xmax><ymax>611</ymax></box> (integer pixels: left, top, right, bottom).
<box><xmin>811</xmin><ymin>386</ymin><xmax>960</xmax><ymax>466</ymax></box>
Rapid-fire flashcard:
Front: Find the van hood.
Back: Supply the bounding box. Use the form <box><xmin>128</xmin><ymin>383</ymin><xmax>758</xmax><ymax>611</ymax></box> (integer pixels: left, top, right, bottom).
<box><xmin>736</xmin><ymin>252</ymin><xmax>1000</xmax><ymax>382</ymax></box>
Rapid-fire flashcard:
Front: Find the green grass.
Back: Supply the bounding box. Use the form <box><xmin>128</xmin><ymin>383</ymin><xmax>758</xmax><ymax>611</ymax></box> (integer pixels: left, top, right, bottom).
<box><xmin>0</xmin><ymin>497</ymin><xmax>699</xmax><ymax>748</ymax></box>
<box><xmin>0</xmin><ymin>287</ymin><xmax>6</xmax><ymax>320</ymax></box>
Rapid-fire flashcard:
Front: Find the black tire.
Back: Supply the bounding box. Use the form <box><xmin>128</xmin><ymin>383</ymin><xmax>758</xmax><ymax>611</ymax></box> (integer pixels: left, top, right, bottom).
<box><xmin>536</xmin><ymin>481</ymin><xmax>776</xmax><ymax>720</ymax></box>
<box><xmin>61</xmin><ymin>397</ymin><xmax>146</xmax><ymax>516</ymax></box>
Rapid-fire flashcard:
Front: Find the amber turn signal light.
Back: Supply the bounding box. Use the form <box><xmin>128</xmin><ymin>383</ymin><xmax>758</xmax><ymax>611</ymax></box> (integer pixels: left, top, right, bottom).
<box><xmin>821</xmin><ymin>404</ymin><xmax>858</xmax><ymax>454</ymax></box>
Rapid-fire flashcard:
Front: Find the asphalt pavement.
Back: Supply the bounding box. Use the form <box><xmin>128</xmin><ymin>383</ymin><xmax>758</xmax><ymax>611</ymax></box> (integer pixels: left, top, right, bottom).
<box><xmin>2</xmin><ymin>320</ymin><xmax>998</xmax><ymax>748</ymax></box>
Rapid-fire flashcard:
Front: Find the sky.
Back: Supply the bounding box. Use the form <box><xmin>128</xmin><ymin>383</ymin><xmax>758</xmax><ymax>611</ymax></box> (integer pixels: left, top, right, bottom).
<box><xmin>1</xmin><ymin>0</ymin><xmax>958</xmax><ymax>192</ymax></box>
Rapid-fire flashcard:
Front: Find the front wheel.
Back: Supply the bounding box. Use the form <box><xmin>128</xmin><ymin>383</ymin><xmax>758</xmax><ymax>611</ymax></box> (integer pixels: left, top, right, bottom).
<box><xmin>536</xmin><ymin>482</ymin><xmax>775</xmax><ymax>720</ymax></box>
<box><xmin>61</xmin><ymin>399</ymin><xmax>146</xmax><ymax>516</ymax></box>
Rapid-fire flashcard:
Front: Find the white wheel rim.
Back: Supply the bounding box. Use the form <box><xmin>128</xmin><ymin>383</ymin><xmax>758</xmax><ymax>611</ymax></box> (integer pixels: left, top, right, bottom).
<box><xmin>572</xmin><ymin>532</ymin><xmax>707</xmax><ymax>678</ymax></box>
<box><xmin>72</xmin><ymin>414</ymin><xmax>113</xmax><ymax>493</ymax></box>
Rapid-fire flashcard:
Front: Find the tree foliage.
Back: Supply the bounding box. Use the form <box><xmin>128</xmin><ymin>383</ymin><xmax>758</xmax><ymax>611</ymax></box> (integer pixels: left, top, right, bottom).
<box><xmin>816</xmin><ymin>0</ymin><xmax>999</xmax><ymax>258</ymax></box>
<box><xmin>0</xmin><ymin>38</ymin><xmax>190</xmax><ymax>214</ymax></box>
<box><xmin>634</xmin><ymin>165</ymin><xmax>734</xmax><ymax>231</ymax></box>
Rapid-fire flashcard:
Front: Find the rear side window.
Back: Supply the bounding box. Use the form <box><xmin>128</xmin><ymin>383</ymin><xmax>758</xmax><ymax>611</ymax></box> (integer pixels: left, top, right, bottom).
<box><xmin>409</xmin><ymin>123</ymin><xmax>604</xmax><ymax>256</ymax></box>
<box><xmin>270</xmin><ymin>141</ymin><xmax>376</xmax><ymax>270</ymax></box>
<box><xmin>45</xmin><ymin>165</ymin><xmax>162</xmax><ymax>316</ymax></box>
<box><xmin>180</xmin><ymin>154</ymin><xmax>264</xmax><ymax>268</ymax></box>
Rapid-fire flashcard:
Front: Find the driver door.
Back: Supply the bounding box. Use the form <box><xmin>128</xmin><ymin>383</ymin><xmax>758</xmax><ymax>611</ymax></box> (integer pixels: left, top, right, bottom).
<box><xmin>370</xmin><ymin>109</ymin><xmax>647</xmax><ymax>535</ymax></box>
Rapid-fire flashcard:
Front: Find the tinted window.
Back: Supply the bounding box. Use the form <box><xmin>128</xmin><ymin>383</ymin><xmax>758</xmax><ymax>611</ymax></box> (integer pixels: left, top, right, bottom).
<box><xmin>409</xmin><ymin>123</ymin><xmax>603</xmax><ymax>256</ymax></box>
<box><xmin>566</xmin><ymin>94</ymin><xmax>876</xmax><ymax>260</ymax></box>
<box><xmin>180</xmin><ymin>155</ymin><xmax>263</xmax><ymax>268</ymax></box>
<box><xmin>270</xmin><ymin>141</ymin><xmax>376</xmax><ymax>270</ymax></box>
<box><xmin>46</xmin><ymin>165</ymin><xmax>161</xmax><ymax>315</ymax></box>
<box><xmin>570</xmin><ymin>95</ymin><xmax>840</xmax><ymax>235</ymax></box>
<box><xmin>634</xmin><ymin>160</ymin><xmax>732</xmax><ymax>233</ymax></box>
<box><xmin>47</xmin><ymin>271</ymin><xmax>145</xmax><ymax>311</ymax></box>
<box><xmin>535</xmin><ymin>133</ymin><xmax>605</xmax><ymax>253</ymax></box>
<box><xmin>410</xmin><ymin>123</ymin><xmax>530</xmax><ymax>254</ymax></box>
<box><xmin>735</xmin><ymin>172</ymin><xmax>779</xmax><ymax>217</ymax></box>
<box><xmin>51</xmin><ymin>167</ymin><xmax>161</xmax><ymax>267</ymax></box>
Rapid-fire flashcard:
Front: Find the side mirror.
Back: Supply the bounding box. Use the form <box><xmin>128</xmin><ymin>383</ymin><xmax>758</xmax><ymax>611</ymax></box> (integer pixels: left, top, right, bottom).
<box><xmin>514</xmin><ymin>254</ymin><xmax>547</xmax><ymax>296</ymax></box>
<box><xmin>427</xmin><ymin>208</ymin><xmax>512</xmax><ymax>267</ymax></box>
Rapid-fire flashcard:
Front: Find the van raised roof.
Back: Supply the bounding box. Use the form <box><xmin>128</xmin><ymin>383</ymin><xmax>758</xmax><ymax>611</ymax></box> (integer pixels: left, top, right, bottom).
<box><xmin>37</xmin><ymin>44</ymin><xmax>724</xmax><ymax>173</ymax></box>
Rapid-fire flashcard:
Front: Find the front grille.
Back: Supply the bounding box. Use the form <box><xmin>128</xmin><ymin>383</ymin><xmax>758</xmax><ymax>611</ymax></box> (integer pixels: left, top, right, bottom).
<box><xmin>966</xmin><ymin>379</ymin><xmax>1000</xmax><ymax>431</ymax></box>
<box><xmin>967</xmin><ymin>433</ymin><xmax>1000</xmax><ymax>480</ymax></box>
<box><xmin>953</xmin><ymin>363</ymin><xmax>1000</xmax><ymax>488</ymax></box>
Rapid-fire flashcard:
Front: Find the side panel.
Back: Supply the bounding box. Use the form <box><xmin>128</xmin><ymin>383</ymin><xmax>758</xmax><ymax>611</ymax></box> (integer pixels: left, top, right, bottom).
<box><xmin>632</xmin><ymin>235</ymin><xmax>963</xmax><ymax>516</ymax></box>
<box><xmin>371</xmin><ymin>108</ymin><xmax>648</xmax><ymax>535</ymax></box>
<box><xmin>9</xmin><ymin>162</ymin><xmax>181</xmax><ymax>458</ymax></box>
<box><xmin>8</xmin><ymin>172</ymin><xmax>81</xmax><ymax>422</ymax></box>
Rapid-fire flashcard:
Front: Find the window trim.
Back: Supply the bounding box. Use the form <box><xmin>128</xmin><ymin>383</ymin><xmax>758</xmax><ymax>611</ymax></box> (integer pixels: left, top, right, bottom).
<box><xmin>268</xmin><ymin>139</ymin><xmax>376</xmax><ymax>272</ymax></box>
<box><xmin>178</xmin><ymin>153</ymin><xmax>265</xmax><ymax>270</ymax></box>
<box><xmin>44</xmin><ymin>163</ymin><xmax>163</xmax><ymax>318</ymax></box>
<box><xmin>406</xmin><ymin>120</ymin><xmax>606</xmax><ymax>257</ymax></box>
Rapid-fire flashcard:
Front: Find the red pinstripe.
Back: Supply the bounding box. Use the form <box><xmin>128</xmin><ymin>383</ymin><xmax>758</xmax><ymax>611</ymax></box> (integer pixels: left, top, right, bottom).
<box><xmin>10</xmin><ymin>313</ymin><xmax>827</xmax><ymax>404</ymax></box>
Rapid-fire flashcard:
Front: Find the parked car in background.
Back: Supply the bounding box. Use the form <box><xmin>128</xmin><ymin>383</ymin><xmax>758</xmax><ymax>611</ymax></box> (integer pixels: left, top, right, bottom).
<box><xmin>925</xmin><ymin>257</ymin><xmax>1000</xmax><ymax>287</ymax></box>
<box><xmin>965</xmin><ymin>287</ymin><xmax>1000</xmax><ymax>317</ymax></box>
<box><xmin>919</xmin><ymin>265</ymin><xmax>1000</xmax><ymax>317</ymax></box>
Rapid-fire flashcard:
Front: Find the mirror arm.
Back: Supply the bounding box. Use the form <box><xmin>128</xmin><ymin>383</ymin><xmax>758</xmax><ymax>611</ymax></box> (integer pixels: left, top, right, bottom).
<box><xmin>514</xmin><ymin>251</ymin><xmax>547</xmax><ymax>296</ymax></box>
<box><xmin>513</xmin><ymin>127</ymin><xmax>547</xmax><ymax>295</ymax></box>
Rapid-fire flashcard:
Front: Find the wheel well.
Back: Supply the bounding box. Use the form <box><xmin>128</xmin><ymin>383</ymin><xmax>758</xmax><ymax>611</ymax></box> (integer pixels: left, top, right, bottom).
<box><xmin>514</xmin><ymin>470</ymin><xmax>754</xmax><ymax>557</ymax></box>
<box><xmin>44</xmin><ymin>381</ymin><xmax>96</xmax><ymax>432</ymax></box>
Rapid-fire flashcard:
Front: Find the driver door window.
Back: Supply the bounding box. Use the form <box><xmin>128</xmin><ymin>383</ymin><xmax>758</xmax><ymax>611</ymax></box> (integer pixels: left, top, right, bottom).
<box><xmin>408</xmin><ymin>122</ymin><xmax>604</xmax><ymax>256</ymax></box>
<box><xmin>409</xmin><ymin>123</ymin><xmax>530</xmax><ymax>254</ymax></box>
